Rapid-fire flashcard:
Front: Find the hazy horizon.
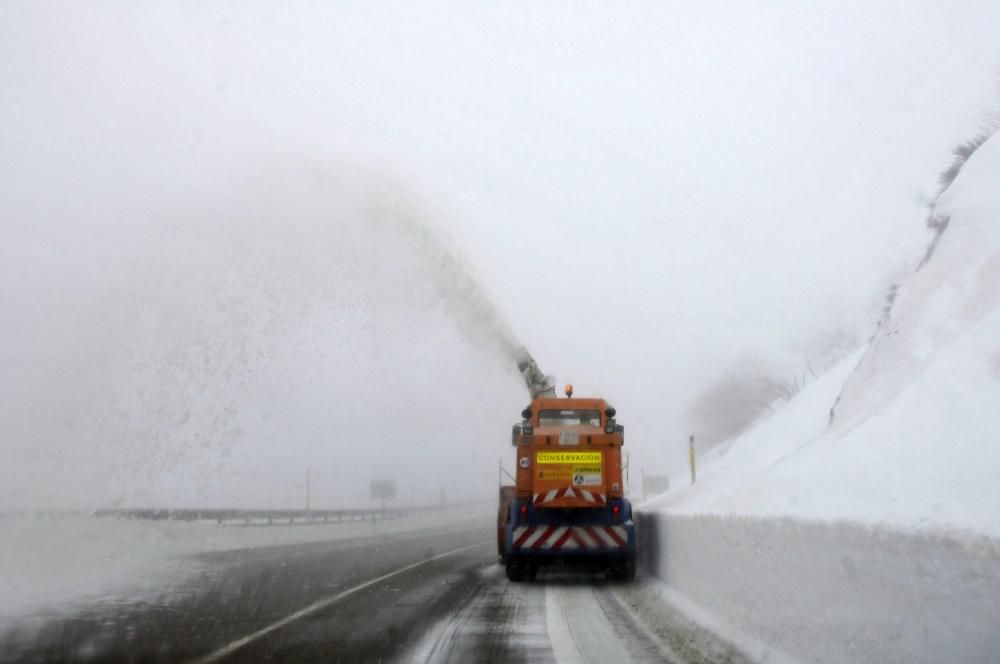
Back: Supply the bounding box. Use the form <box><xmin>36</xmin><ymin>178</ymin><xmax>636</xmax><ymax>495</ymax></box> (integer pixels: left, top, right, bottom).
<box><xmin>2</xmin><ymin>1</ymin><xmax>999</xmax><ymax>510</ymax></box>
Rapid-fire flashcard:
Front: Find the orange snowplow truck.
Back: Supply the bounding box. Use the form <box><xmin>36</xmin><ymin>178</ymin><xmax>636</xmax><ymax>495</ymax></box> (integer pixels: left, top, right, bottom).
<box><xmin>499</xmin><ymin>386</ymin><xmax>635</xmax><ymax>582</ymax></box>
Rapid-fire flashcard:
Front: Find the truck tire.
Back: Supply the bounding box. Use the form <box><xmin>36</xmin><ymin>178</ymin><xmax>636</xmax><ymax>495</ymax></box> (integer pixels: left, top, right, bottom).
<box><xmin>608</xmin><ymin>560</ymin><xmax>636</xmax><ymax>583</ymax></box>
<box><xmin>505</xmin><ymin>559</ymin><xmax>529</xmax><ymax>582</ymax></box>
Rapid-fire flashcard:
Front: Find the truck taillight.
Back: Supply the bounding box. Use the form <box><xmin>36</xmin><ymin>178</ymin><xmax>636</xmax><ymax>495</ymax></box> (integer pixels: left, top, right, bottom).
<box><xmin>520</xmin><ymin>504</ymin><xmax>528</xmax><ymax>516</ymax></box>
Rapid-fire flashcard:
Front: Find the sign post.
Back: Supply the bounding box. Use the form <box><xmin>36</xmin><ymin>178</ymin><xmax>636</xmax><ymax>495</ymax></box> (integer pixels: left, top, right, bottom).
<box><xmin>689</xmin><ymin>434</ymin><xmax>697</xmax><ymax>485</ymax></box>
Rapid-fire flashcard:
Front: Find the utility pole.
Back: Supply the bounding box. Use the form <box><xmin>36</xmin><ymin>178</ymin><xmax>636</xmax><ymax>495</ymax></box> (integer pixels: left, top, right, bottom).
<box><xmin>689</xmin><ymin>435</ymin><xmax>697</xmax><ymax>485</ymax></box>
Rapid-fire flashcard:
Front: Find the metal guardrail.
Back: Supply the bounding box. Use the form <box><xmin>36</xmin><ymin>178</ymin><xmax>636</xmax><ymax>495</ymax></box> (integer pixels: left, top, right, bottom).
<box><xmin>91</xmin><ymin>504</ymin><xmax>455</xmax><ymax>525</ymax></box>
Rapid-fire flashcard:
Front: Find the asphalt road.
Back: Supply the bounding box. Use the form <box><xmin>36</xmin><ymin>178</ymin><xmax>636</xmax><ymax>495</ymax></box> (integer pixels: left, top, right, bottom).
<box><xmin>0</xmin><ymin>522</ymin><xmax>750</xmax><ymax>663</ymax></box>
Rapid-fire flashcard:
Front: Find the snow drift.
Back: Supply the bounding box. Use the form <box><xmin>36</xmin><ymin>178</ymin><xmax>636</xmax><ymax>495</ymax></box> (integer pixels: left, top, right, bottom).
<box><xmin>652</xmin><ymin>131</ymin><xmax>1000</xmax><ymax>538</ymax></box>
<box><xmin>641</xmin><ymin>132</ymin><xmax>1000</xmax><ymax>663</ymax></box>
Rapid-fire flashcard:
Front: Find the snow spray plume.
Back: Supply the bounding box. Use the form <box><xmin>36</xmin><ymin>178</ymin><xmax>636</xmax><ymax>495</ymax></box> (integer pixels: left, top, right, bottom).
<box><xmin>355</xmin><ymin>164</ymin><xmax>555</xmax><ymax>398</ymax></box>
<box><xmin>515</xmin><ymin>349</ymin><xmax>556</xmax><ymax>399</ymax></box>
<box><xmin>10</xmin><ymin>158</ymin><xmax>560</xmax><ymax>509</ymax></box>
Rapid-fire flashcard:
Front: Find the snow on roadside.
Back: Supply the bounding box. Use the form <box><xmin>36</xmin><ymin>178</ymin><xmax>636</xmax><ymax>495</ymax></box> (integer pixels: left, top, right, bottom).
<box><xmin>642</xmin><ymin>348</ymin><xmax>863</xmax><ymax>515</ymax></box>
<box><xmin>644</xmin><ymin>133</ymin><xmax>1000</xmax><ymax>540</ymax></box>
<box><xmin>0</xmin><ymin>504</ymin><xmax>487</xmax><ymax>620</ymax></box>
<box><xmin>638</xmin><ymin>511</ymin><xmax>1000</xmax><ymax>664</ymax></box>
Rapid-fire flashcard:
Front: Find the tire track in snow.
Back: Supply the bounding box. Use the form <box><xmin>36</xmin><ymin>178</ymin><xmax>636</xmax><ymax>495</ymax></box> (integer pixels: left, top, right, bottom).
<box><xmin>405</xmin><ymin>565</ymin><xmax>554</xmax><ymax>664</ymax></box>
<box><xmin>545</xmin><ymin>581</ymin><xmax>684</xmax><ymax>664</ymax></box>
<box><xmin>406</xmin><ymin>568</ymin><xmax>715</xmax><ymax>664</ymax></box>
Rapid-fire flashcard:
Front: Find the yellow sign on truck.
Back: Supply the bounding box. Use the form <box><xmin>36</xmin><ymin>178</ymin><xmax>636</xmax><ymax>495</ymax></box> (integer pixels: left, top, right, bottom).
<box><xmin>536</xmin><ymin>451</ymin><xmax>602</xmax><ymax>464</ymax></box>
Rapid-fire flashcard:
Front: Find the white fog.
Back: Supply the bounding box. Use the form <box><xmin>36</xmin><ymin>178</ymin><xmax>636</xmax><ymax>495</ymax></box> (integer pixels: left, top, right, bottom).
<box><xmin>2</xmin><ymin>3</ymin><xmax>999</xmax><ymax>663</ymax></box>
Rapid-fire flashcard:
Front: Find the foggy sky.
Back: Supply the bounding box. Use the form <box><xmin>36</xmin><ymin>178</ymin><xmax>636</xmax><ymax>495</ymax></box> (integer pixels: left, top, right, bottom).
<box><xmin>2</xmin><ymin>2</ymin><xmax>999</xmax><ymax>509</ymax></box>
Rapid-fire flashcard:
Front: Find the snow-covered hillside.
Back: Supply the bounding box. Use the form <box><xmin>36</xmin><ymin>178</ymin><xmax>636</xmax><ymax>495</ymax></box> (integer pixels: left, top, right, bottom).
<box><xmin>640</xmin><ymin>134</ymin><xmax>1000</xmax><ymax>664</ymax></box>
<box><xmin>648</xmin><ymin>132</ymin><xmax>1000</xmax><ymax>539</ymax></box>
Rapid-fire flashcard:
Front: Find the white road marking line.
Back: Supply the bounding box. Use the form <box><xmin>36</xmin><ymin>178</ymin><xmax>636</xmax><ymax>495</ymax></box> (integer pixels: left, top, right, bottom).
<box><xmin>549</xmin><ymin>584</ymin><xmax>642</xmax><ymax>664</ymax></box>
<box><xmin>188</xmin><ymin>540</ymin><xmax>489</xmax><ymax>664</ymax></box>
<box><xmin>547</xmin><ymin>583</ymin><xmax>687</xmax><ymax>664</ymax></box>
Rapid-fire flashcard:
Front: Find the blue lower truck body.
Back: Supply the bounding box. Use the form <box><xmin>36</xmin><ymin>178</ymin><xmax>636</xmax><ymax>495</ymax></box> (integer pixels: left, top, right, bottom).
<box><xmin>503</xmin><ymin>497</ymin><xmax>636</xmax><ymax>581</ymax></box>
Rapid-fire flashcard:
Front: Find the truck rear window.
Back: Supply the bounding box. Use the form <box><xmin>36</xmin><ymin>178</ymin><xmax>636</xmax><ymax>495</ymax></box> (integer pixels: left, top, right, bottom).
<box><xmin>538</xmin><ymin>409</ymin><xmax>602</xmax><ymax>425</ymax></box>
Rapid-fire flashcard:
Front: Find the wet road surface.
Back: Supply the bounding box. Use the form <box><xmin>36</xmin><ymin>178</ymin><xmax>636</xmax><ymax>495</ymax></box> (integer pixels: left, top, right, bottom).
<box><xmin>0</xmin><ymin>523</ymin><xmax>749</xmax><ymax>663</ymax></box>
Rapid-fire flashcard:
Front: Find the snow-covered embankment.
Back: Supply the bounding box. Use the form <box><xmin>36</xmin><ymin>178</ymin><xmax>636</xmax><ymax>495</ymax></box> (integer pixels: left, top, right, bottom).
<box><xmin>639</xmin><ymin>133</ymin><xmax>1000</xmax><ymax>663</ymax></box>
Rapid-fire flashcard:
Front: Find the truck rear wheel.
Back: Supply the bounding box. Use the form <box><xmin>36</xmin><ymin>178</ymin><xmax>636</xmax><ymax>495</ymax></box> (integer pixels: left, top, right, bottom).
<box><xmin>505</xmin><ymin>559</ymin><xmax>529</xmax><ymax>582</ymax></box>
<box><xmin>608</xmin><ymin>560</ymin><xmax>636</xmax><ymax>582</ymax></box>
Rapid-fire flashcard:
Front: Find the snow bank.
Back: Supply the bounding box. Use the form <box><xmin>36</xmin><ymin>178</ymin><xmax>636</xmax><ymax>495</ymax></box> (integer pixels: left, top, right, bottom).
<box><xmin>647</xmin><ymin>133</ymin><xmax>1000</xmax><ymax>539</ymax></box>
<box><xmin>638</xmin><ymin>512</ymin><xmax>1000</xmax><ymax>664</ymax></box>
<box><xmin>643</xmin><ymin>348</ymin><xmax>863</xmax><ymax>516</ymax></box>
<box><xmin>0</xmin><ymin>505</ymin><xmax>486</xmax><ymax>620</ymax></box>
<box><xmin>639</xmin><ymin>134</ymin><xmax>1000</xmax><ymax>663</ymax></box>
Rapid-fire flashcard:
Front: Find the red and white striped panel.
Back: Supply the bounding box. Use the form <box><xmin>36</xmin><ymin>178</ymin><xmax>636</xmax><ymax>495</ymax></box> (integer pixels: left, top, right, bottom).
<box><xmin>511</xmin><ymin>525</ymin><xmax>629</xmax><ymax>551</ymax></box>
<box><xmin>533</xmin><ymin>486</ymin><xmax>606</xmax><ymax>505</ymax></box>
